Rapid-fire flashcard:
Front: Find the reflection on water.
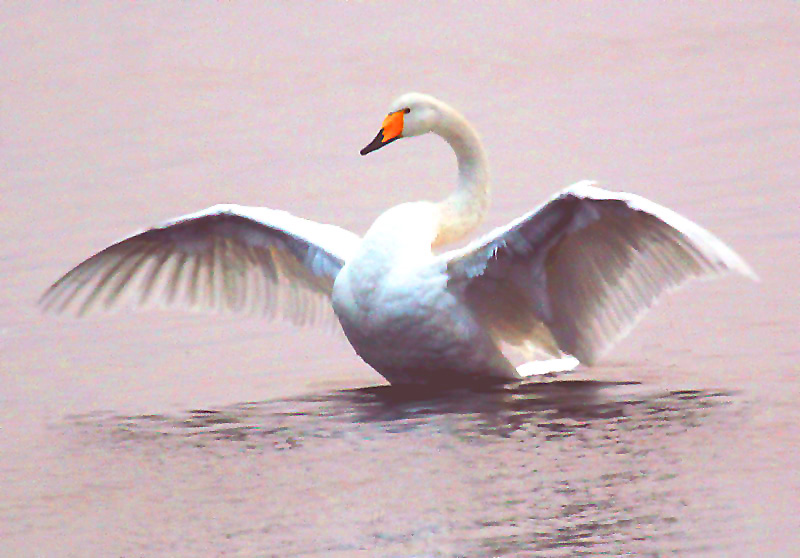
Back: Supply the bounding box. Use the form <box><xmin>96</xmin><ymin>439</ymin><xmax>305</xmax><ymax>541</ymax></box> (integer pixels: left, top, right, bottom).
<box><xmin>70</xmin><ymin>379</ymin><xmax>733</xmax><ymax>445</ymax></box>
<box><xmin>67</xmin><ymin>380</ymin><xmax>739</xmax><ymax>557</ymax></box>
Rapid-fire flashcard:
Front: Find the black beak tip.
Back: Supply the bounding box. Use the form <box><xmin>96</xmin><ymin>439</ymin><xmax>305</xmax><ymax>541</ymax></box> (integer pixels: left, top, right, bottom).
<box><xmin>360</xmin><ymin>129</ymin><xmax>393</xmax><ymax>156</ymax></box>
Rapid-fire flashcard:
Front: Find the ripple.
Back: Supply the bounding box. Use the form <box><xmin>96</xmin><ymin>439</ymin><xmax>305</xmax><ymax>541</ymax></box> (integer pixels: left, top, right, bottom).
<box><xmin>66</xmin><ymin>379</ymin><xmax>734</xmax><ymax>450</ymax></box>
<box><xmin>62</xmin><ymin>379</ymin><xmax>742</xmax><ymax>556</ymax></box>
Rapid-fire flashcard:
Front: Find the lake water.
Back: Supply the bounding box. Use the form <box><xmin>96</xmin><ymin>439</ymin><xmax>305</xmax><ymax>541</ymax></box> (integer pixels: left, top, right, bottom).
<box><xmin>2</xmin><ymin>3</ymin><xmax>798</xmax><ymax>556</ymax></box>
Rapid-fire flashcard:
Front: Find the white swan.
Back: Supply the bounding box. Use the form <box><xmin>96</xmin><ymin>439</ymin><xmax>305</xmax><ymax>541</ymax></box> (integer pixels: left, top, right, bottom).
<box><xmin>41</xmin><ymin>92</ymin><xmax>756</xmax><ymax>386</ymax></box>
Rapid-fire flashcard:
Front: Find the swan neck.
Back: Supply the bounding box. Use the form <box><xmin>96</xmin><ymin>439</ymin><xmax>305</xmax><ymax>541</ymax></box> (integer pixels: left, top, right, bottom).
<box><xmin>434</xmin><ymin>108</ymin><xmax>490</xmax><ymax>247</ymax></box>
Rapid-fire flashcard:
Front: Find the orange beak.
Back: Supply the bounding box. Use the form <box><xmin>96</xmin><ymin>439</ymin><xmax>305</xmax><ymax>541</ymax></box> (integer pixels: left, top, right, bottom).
<box><xmin>360</xmin><ymin>110</ymin><xmax>405</xmax><ymax>155</ymax></box>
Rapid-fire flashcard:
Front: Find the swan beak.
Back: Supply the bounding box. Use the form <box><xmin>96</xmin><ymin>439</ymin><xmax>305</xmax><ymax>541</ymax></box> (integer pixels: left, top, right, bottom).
<box><xmin>360</xmin><ymin>110</ymin><xmax>404</xmax><ymax>155</ymax></box>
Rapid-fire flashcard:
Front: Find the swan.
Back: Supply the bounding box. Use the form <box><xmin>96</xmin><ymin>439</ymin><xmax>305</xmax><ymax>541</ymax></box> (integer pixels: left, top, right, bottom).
<box><xmin>41</xmin><ymin>92</ymin><xmax>756</xmax><ymax>386</ymax></box>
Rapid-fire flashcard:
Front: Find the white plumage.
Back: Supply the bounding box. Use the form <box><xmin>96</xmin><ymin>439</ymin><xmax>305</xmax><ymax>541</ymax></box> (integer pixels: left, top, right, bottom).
<box><xmin>42</xmin><ymin>93</ymin><xmax>756</xmax><ymax>386</ymax></box>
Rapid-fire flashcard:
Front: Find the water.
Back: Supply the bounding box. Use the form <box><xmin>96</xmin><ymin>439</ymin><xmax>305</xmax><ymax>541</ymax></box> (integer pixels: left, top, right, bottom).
<box><xmin>57</xmin><ymin>382</ymin><xmax>740</xmax><ymax>556</ymax></box>
<box><xmin>2</xmin><ymin>2</ymin><xmax>798</xmax><ymax>556</ymax></box>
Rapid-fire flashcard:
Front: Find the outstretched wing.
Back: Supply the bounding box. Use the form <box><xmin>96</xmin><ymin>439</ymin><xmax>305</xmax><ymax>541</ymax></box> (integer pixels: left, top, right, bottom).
<box><xmin>41</xmin><ymin>204</ymin><xmax>361</xmax><ymax>326</ymax></box>
<box><xmin>445</xmin><ymin>181</ymin><xmax>756</xmax><ymax>364</ymax></box>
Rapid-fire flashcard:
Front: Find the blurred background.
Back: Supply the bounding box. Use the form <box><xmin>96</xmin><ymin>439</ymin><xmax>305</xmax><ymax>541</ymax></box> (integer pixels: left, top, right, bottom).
<box><xmin>2</xmin><ymin>3</ymin><xmax>798</xmax><ymax>557</ymax></box>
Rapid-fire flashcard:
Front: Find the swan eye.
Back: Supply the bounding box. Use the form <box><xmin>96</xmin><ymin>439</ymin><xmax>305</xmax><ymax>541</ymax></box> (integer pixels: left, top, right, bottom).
<box><xmin>403</xmin><ymin>108</ymin><xmax>411</xmax><ymax>114</ymax></box>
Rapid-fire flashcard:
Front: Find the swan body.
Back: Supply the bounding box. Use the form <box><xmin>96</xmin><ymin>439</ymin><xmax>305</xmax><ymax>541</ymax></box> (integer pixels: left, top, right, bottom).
<box><xmin>332</xmin><ymin>201</ymin><xmax>518</xmax><ymax>384</ymax></box>
<box><xmin>42</xmin><ymin>93</ymin><xmax>756</xmax><ymax>386</ymax></box>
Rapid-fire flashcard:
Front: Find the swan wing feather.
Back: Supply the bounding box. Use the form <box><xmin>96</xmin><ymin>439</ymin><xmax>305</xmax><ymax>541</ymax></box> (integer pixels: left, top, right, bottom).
<box><xmin>41</xmin><ymin>204</ymin><xmax>360</xmax><ymax>326</ymax></box>
<box><xmin>445</xmin><ymin>181</ymin><xmax>756</xmax><ymax>364</ymax></box>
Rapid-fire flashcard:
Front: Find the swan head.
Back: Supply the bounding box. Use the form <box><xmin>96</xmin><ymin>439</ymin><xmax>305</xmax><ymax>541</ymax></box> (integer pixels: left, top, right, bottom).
<box><xmin>360</xmin><ymin>92</ymin><xmax>444</xmax><ymax>155</ymax></box>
